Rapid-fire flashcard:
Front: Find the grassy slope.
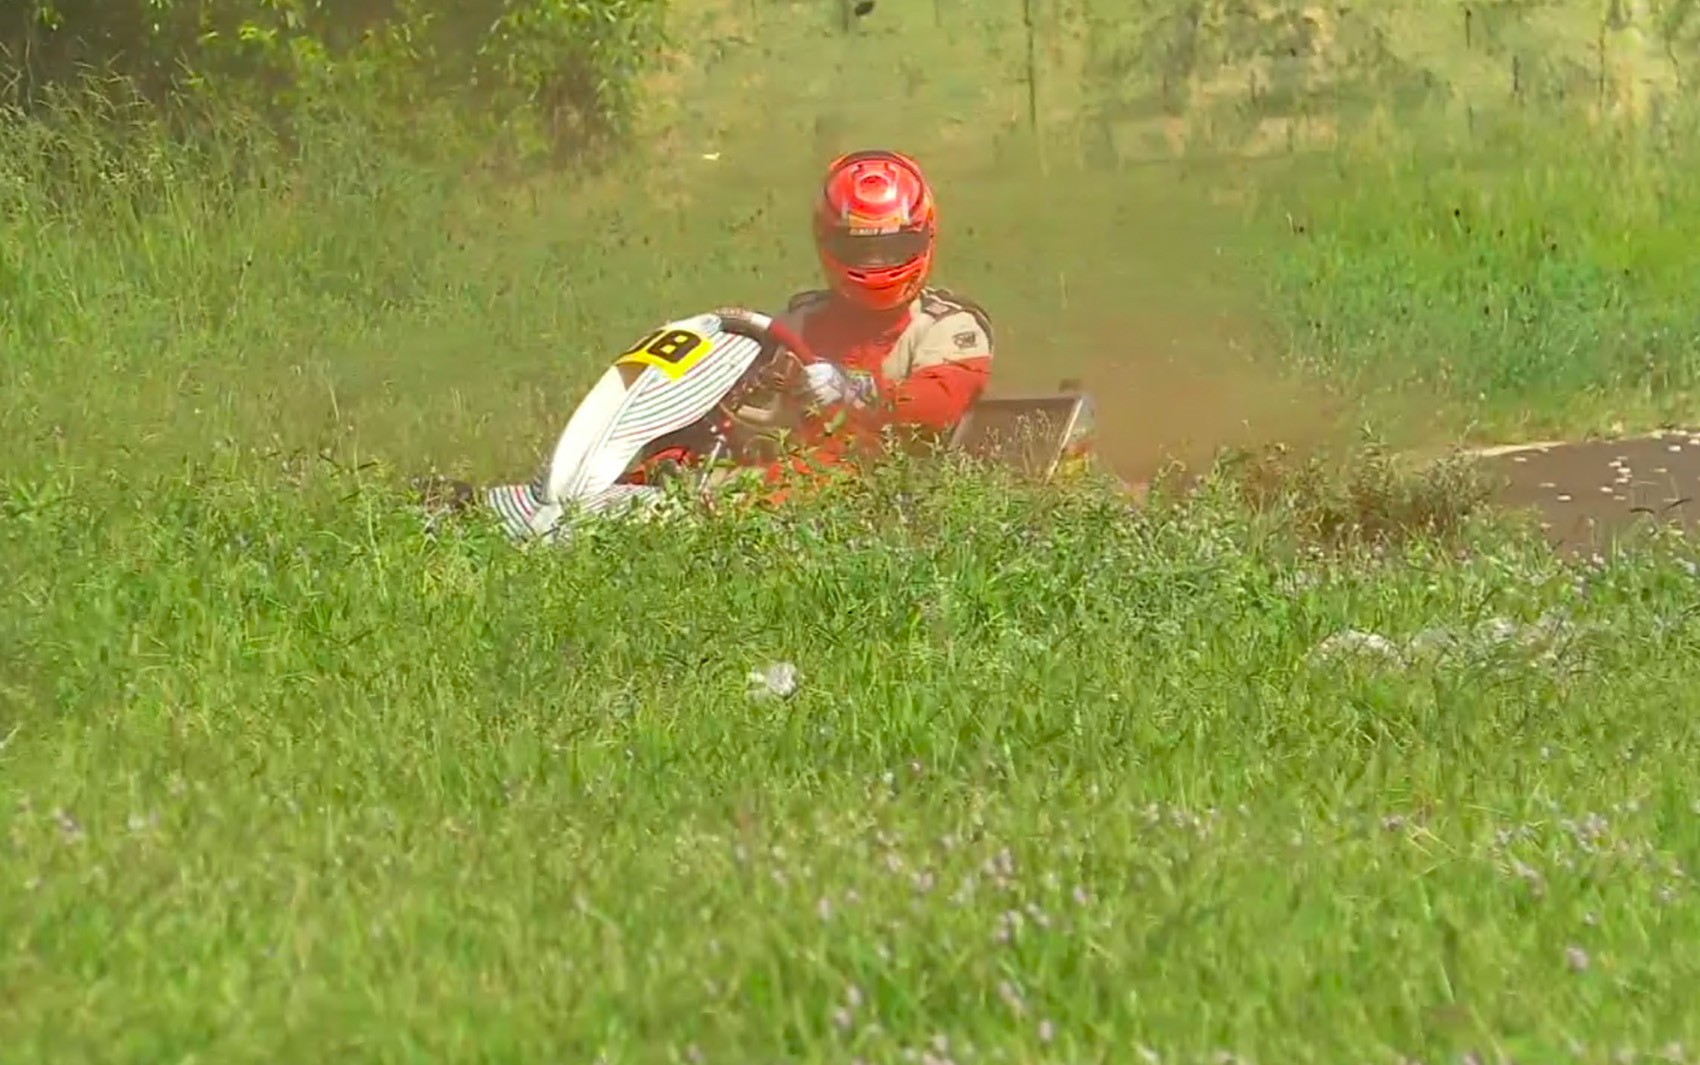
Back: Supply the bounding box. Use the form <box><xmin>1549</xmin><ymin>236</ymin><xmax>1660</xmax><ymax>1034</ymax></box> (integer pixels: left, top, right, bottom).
<box><xmin>649</xmin><ymin>0</ymin><xmax>1700</xmax><ymax>445</ymax></box>
<box><xmin>4</xmin><ymin>1</ymin><xmax>1700</xmax><ymax>1061</ymax></box>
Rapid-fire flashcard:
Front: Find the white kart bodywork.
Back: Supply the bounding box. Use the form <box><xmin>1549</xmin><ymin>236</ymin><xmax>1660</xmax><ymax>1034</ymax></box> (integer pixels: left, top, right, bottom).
<box><xmin>473</xmin><ymin>306</ymin><xmax>1100</xmax><ymax>547</ymax></box>
<box><xmin>483</xmin><ymin>310</ymin><xmax>771</xmax><ymax>545</ymax></box>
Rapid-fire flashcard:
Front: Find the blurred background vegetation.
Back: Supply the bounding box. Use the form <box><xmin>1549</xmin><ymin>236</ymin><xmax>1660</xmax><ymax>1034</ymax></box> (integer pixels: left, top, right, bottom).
<box><xmin>8</xmin><ymin>0</ymin><xmax>1697</xmax><ymax>162</ymax></box>
<box><xmin>6</xmin><ymin>0</ymin><xmax>664</xmax><ymax>158</ymax></box>
<box><xmin>6</xmin><ymin>0</ymin><xmax>1700</xmax><ymax>480</ymax></box>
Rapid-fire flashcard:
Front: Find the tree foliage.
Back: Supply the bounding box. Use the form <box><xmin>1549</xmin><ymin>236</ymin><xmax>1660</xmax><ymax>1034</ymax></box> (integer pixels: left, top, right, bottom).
<box><xmin>4</xmin><ymin>0</ymin><xmax>668</xmax><ymax>151</ymax></box>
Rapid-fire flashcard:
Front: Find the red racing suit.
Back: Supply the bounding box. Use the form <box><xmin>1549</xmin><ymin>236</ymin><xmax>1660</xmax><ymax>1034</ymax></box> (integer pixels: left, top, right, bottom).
<box><xmin>622</xmin><ymin>287</ymin><xmax>995</xmax><ymax>495</ymax></box>
<box><xmin>762</xmin><ymin>285</ymin><xmax>995</xmax><ymax>483</ymax></box>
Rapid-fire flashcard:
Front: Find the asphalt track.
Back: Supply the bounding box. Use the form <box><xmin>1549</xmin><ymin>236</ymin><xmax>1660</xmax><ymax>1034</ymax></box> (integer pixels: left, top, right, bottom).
<box><xmin>1469</xmin><ymin>430</ymin><xmax>1700</xmax><ymax>554</ymax></box>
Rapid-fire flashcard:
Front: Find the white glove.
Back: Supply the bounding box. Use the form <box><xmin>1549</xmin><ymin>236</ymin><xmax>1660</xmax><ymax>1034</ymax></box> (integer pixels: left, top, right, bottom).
<box><xmin>796</xmin><ymin>362</ymin><xmax>876</xmax><ymax>409</ymax></box>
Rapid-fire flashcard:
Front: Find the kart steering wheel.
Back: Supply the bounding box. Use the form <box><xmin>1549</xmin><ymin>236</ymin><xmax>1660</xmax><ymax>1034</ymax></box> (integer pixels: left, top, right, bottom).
<box><xmin>715</xmin><ymin>306</ymin><xmax>819</xmax><ymax>369</ymax></box>
<box><xmin>713</xmin><ymin>307</ymin><xmax>822</xmax><ymax>429</ymax></box>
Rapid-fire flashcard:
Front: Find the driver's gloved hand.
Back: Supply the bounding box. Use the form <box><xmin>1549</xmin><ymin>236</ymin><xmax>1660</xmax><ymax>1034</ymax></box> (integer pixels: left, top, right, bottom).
<box><xmin>796</xmin><ymin>362</ymin><xmax>876</xmax><ymax>410</ymax></box>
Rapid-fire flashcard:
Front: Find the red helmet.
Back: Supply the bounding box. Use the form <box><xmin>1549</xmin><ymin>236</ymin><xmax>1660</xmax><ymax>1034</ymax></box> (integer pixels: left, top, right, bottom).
<box><xmin>812</xmin><ymin>149</ymin><xmax>937</xmax><ymax>312</ymax></box>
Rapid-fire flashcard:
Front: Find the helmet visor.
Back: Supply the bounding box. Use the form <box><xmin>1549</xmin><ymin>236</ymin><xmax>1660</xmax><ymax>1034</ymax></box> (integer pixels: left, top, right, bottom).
<box><xmin>821</xmin><ymin>227</ymin><xmax>931</xmax><ymax>270</ymax></box>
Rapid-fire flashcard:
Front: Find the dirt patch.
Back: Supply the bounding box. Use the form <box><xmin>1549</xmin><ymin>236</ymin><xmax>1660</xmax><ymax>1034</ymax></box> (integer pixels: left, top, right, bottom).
<box><xmin>1469</xmin><ymin>432</ymin><xmax>1700</xmax><ymax>554</ymax></box>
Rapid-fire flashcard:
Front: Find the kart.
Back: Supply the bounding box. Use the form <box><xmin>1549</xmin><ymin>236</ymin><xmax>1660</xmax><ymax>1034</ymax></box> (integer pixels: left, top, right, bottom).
<box><xmin>418</xmin><ymin>306</ymin><xmax>1100</xmax><ymax>544</ymax></box>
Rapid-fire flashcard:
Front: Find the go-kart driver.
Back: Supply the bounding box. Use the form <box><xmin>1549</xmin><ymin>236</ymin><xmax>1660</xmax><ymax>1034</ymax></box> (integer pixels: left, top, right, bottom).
<box><xmin>425</xmin><ymin>150</ymin><xmax>1003</xmax><ymax>538</ymax></box>
<box><xmin>770</xmin><ymin>148</ymin><xmax>995</xmax><ymax>478</ymax></box>
<box><xmin>630</xmin><ymin>148</ymin><xmax>996</xmax><ymax>490</ymax></box>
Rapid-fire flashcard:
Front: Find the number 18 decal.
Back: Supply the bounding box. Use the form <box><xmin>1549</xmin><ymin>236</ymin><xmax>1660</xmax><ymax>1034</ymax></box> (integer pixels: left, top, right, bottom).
<box><xmin>616</xmin><ymin>326</ymin><xmax>710</xmax><ymax>380</ymax></box>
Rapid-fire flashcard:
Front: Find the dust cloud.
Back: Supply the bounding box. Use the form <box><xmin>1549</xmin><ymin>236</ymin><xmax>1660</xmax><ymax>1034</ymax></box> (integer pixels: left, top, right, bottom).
<box><xmin>1039</xmin><ymin>308</ymin><xmax>1351</xmax><ymax>488</ymax></box>
<box><xmin>937</xmin><ymin>151</ymin><xmax>1356</xmax><ymax>487</ymax></box>
<box><xmin>661</xmin><ymin>108</ymin><xmax>1372</xmax><ymax>487</ymax></box>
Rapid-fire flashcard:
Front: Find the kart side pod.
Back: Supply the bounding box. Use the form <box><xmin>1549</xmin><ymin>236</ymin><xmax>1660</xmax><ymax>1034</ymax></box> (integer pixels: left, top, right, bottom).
<box><xmin>948</xmin><ymin>379</ymin><xmax>1097</xmax><ymax>481</ymax></box>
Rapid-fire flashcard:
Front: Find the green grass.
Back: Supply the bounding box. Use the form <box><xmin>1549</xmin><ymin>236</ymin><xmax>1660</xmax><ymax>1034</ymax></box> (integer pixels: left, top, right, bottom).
<box><xmin>7</xmin><ymin>456</ymin><xmax>1700</xmax><ymax>1062</ymax></box>
<box><xmin>1259</xmin><ymin>112</ymin><xmax>1700</xmax><ymax>442</ymax></box>
<box><xmin>6</xmin><ymin>9</ymin><xmax>1700</xmax><ymax>1058</ymax></box>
